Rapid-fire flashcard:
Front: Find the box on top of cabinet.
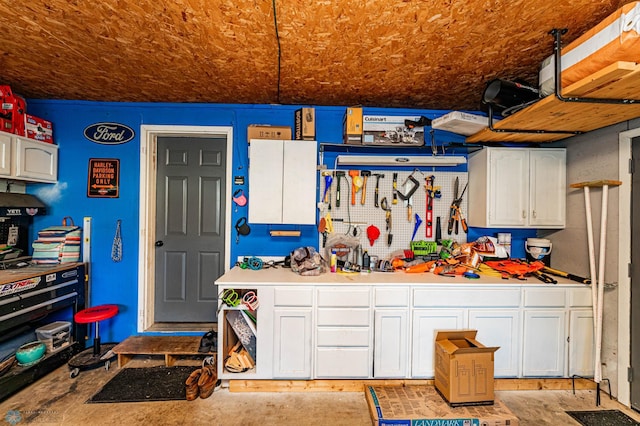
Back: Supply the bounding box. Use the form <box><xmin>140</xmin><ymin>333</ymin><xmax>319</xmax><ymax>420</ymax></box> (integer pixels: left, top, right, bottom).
<box><xmin>362</xmin><ymin>115</ymin><xmax>425</xmax><ymax>146</ymax></box>
<box><xmin>24</xmin><ymin>114</ymin><xmax>53</xmax><ymax>143</ymax></box>
<box><xmin>0</xmin><ymin>85</ymin><xmax>26</xmax><ymax>136</ymax></box>
<box><xmin>294</xmin><ymin>107</ymin><xmax>315</xmax><ymax>141</ymax></box>
<box><xmin>434</xmin><ymin>330</ymin><xmax>499</xmax><ymax>406</ymax></box>
<box><xmin>343</xmin><ymin>106</ymin><xmax>363</xmax><ymax>145</ymax></box>
<box><xmin>247</xmin><ymin>124</ymin><xmax>292</xmax><ymax>144</ymax></box>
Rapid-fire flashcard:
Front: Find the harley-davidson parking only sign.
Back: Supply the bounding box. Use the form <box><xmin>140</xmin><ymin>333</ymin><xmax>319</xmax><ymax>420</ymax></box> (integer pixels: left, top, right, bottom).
<box><xmin>88</xmin><ymin>158</ymin><xmax>120</xmax><ymax>198</ymax></box>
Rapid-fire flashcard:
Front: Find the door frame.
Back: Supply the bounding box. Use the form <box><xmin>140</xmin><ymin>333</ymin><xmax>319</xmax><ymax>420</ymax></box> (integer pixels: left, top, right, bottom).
<box><xmin>617</xmin><ymin>127</ymin><xmax>636</xmax><ymax>406</ymax></box>
<box><xmin>138</xmin><ymin>125</ymin><xmax>234</xmax><ymax>332</ymax></box>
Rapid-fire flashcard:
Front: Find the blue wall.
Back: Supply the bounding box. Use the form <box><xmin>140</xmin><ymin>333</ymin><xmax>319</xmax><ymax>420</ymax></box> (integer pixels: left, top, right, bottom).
<box><xmin>24</xmin><ymin>100</ymin><xmax>533</xmax><ymax>341</ymax></box>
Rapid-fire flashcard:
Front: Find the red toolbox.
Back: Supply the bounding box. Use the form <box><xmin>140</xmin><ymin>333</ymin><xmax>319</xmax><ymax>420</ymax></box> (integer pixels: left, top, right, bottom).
<box><xmin>0</xmin><ymin>85</ymin><xmax>26</xmax><ymax>136</ymax></box>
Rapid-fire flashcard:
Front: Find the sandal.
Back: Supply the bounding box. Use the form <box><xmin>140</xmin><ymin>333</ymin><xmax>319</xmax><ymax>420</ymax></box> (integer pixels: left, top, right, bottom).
<box><xmin>185</xmin><ymin>368</ymin><xmax>202</xmax><ymax>401</ymax></box>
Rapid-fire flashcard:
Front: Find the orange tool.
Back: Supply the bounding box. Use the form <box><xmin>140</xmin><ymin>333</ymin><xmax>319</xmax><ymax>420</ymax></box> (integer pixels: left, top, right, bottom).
<box><xmin>349</xmin><ymin>170</ymin><xmax>360</xmax><ymax>205</ymax></box>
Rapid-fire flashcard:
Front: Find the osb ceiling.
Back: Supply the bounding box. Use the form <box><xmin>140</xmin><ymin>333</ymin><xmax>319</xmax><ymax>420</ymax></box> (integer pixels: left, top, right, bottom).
<box><xmin>0</xmin><ymin>0</ymin><xmax>632</xmax><ymax>111</ymax></box>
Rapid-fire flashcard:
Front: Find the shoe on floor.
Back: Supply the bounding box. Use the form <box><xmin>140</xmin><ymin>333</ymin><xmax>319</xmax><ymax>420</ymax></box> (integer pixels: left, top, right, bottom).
<box><xmin>185</xmin><ymin>368</ymin><xmax>202</xmax><ymax>401</ymax></box>
<box><xmin>198</xmin><ymin>365</ymin><xmax>218</xmax><ymax>399</ymax></box>
<box><xmin>198</xmin><ymin>330</ymin><xmax>217</xmax><ymax>353</ymax></box>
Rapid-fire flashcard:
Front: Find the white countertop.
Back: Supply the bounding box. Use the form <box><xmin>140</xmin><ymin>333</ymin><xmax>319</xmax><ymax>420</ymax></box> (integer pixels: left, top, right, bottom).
<box><xmin>215</xmin><ymin>266</ymin><xmax>586</xmax><ymax>287</ymax></box>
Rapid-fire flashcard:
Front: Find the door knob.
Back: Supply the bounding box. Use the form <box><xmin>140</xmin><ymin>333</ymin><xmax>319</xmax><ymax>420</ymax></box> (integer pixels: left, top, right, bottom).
<box><xmin>155</xmin><ymin>240</ymin><xmax>164</xmax><ymax>247</ymax></box>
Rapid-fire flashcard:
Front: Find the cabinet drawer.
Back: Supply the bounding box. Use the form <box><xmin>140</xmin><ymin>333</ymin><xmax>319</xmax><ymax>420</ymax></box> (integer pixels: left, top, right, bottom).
<box><xmin>317</xmin><ymin>308</ymin><xmax>370</xmax><ymax>326</ymax></box>
<box><xmin>523</xmin><ymin>288</ymin><xmax>566</xmax><ymax>307</ymax></box>
<box><xmin>274</xmin><ymin>287</ymin><xmax>313</xmax><ymax>307</ymax></box>
<box><xmin>375</xmin><ymin>287</ymin><xmax>409</xmax><ymax>307</ymax></box>
<box><xmin>413</xmin><ymin>288</ymin><xmax>520</xmax><ymax>307</ymax></box>
<box><xmin>317</xmin><ymin>327</ymin><xmax>370</xmax><ymax>346</ymax></box>
<box><xmin>568</xmin><ymin>288</ymin><xmax>592</xmax><ymax>307</ymax></box>
<box><xmin>317</xmin><ymin>288</ymin><xmax>370</xmax><ymax>307</ymax></box>
<box><xmin>315</xmin><ymin>347</ymin><xmax>371</xmax><ymax>378</ymax></box>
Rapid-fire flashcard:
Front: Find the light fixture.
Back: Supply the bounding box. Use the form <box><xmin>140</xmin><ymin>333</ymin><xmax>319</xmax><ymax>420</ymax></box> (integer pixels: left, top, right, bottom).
<box><xmin>335</xmin><ymin>155</ymin><xmax>466</xmax><ymax>167</ymax></box>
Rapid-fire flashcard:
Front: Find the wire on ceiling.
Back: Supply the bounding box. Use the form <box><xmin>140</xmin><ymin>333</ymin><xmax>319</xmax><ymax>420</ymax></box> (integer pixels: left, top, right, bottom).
<box><xmin>272</xmin><ymin>0</ymin><xmax>282</xmax><ymax>104</ymax></box>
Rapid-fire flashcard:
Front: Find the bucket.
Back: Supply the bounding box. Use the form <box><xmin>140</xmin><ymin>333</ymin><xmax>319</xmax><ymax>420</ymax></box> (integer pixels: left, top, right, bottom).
<box><xmin>525</xmin><ymin>238</ymin><xmax>552</xmax><ymax>265</ymax></box>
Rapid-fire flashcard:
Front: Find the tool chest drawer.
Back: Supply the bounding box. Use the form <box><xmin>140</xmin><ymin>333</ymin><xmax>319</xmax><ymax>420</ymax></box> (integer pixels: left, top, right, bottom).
<box><xmin>414</xmin><ymin>288</ymin><xmax>520</xmax><ymax>307</ymax></box>
<box><xmin>374</xmin><ymin>287</ymin><xmax>409</xmax><ymax>307</ymax></box>
<box><xmin>317</xmin><ymin>327</ymin><xmax>370</xmax><ymax>347</ymax></box>
<box><xmin>317</xmin><ymin>287</ymin><xmax>370</xmax><ymax>308</ymax></box>
<box><xmin>274</xmin><ymin>287</ymin><xmax>313</xmax><ymax>307</ymax></box>
<box><xmin>523</xmin><ymin>288</ymin><xmax>566</xmax><ymax>307</ymax></box>
<box><xmin>317</xmin><ymin>308</ymin><xmax>370</xmax><ymax>327</ymax></box>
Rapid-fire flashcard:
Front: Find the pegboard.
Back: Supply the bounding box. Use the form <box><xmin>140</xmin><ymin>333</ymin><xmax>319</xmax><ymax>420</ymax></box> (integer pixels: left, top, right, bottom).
<box><xmin>318</xmin><ymin>169</ymin><xmax>468</xmax><ymax>260</ymax></box>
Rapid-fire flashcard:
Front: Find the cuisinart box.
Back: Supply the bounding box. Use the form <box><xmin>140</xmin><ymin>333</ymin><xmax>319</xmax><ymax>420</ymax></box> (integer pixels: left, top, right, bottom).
<box><xmin>362</xmin><ymin>115</ymin><xmax>425</xmax><ymax>146</ymax></box>
<box><xmin>432</xmin><ymin>111</ymin><xmax>496</xmax><ymax>136</ymax></box>
<box><xmin>434</xmin><ymin>330</ymin><xmax>499</xmax><ymax>406</ymax></box>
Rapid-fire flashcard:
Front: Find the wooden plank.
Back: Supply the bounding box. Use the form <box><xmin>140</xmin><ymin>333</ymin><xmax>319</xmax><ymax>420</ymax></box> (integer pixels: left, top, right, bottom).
<box><xmin>570</xmin><ymin>180</ymin><xmax>622</xmax><ymax>188</ymax></box>
<box><xmin>228</xmin><ymin>378</ymin><xmax>596</xmax><ymax>392</ymax></box>
<box><xmin>466</xmin><ymin>62</ymin><xmax>640</xmax><ymax>143</ymax></box>
<box><xmin>269</xmin><ymin>230</ymin><xmax>302</xmax><ymax>237</ymax></box>
<box><xmin>112</xmin><ymin>335</ymin><xmax>202</xmax><ymax>355</ymax></box>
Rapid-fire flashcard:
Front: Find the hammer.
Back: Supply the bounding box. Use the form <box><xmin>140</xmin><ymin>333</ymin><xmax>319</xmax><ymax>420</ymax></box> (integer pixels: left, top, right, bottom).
<box><xmin>334</xmin><ymin>171</ymin><xmax>346</xmax><ymax>208</ymax></box>
<box><xmin>373</xmin><ymin>173</ymin><xmax>384</xmax><ymax>208</ymax></box>
<box><xmin>360</xmin><ymin>170</ymin><xmax>371</xmax><ymax>205</ymax></box>
<box><xmin>349</xmin><ymin>170</ymin><xmax>360</xmax><ymax>205</ymax></box>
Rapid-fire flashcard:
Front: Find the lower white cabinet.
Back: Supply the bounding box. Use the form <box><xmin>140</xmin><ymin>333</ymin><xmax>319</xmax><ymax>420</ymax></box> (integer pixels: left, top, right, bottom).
<box><xmin>522</xmin><ymin>309</ymin><xmax>566</xmax><ymax>377</ymax></box>
<box><xmin>374</xmin><ymin>309</ymin><xmax>408</xmax><ymax>378</ymax></box>
<box><xmin>273</xmin><ymin>309</ymin><xmax>312</xmax><ymax>378</ymax></box>
<box><xmin>412</xmin><ymin>309</ymin><xmax>465</xmax><ymax>378</ymax></box>
<box><xmin>216</xmin><ymin>278</ymin><xmax>594</xmax><ymax>381</ymax></box>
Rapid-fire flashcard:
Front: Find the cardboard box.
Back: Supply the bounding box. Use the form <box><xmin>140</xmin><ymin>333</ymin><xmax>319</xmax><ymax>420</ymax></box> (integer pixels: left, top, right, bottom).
<box><xmin>362</xmin><ymin>115</ymin><xmax>424</xmax><ymax>146</ymax></box>
<box><xmin>435</xmin><ymin>330</ymin><xmax>499</xmax><ymax>406</ymax></box>
<box><xmin>247</xmin><ymin>125</ymin><xmax>291</xmax><ymax>143</ymax></box>
<box><xmin>24</xmin><ymin>114</ymin><xmax>53</xmax><ymax>143</ymax></box>
<box><xmin>294</xmin><ymin>107</ymin><xmax>315</xmax><ymax>140</ymax></box>
<box><xmin>365</xmin><ymin>385</ymin><xmax>519</xmax><ymax>426</ymax></box>
<box><xmin>343</xmin><ymin>106</ymin><xmax>363</xmax><ymax>144</ymax></box>
<box><xmin>432</xmin><ymin>111</ymin><xmax>497</xmax><ymax>136</ymax></box>
<box><xmin>0</xmin><ymin>85</ymin><xmax>26</xmax><ymax>136</ymax></box>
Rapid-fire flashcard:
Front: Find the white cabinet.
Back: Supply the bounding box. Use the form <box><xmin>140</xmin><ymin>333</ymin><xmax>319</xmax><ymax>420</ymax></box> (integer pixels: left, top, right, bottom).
<box><xmin>412</xmin><ymin>309</ymin><xmax>465</xmax><ymax>378</ymax></box>
<box><xmin>13</xmin><ymin>137</ymin><xmax>58</xmax><ymax>182</ymax></box>
<box><xmin>468</xmin><ymin>147</ymin><xmax>565</xmax><ymax>228</ymax></box>
<box><xmin>522</xmin><ymin>309</ymin><xmax>566</xmax><ymax>377</ymax></box>
<box><xmin>272</xmin><ymin>287</ymin><xmax>313</xmax><ymax>379</ymax></box>
<box><xmin>248</xmin><ymin>139</ymin><xmax>317</xmax><ymax>224</ymax></box>
<box><xmin>568</xmin><ymin>288</ymin><xmax>595</xmax><ymax>378</ymax></box>
<box><xmin>0</xmin><ymin>131</ymin><xmax>57</xmax><ymax>183</ymax></box>
<box><xmin>373</xmin><ymin>287</ymin><xmax>409</xmax><ymax>378</ymax></box>
<box><xmin>469</xmin><ymin>309</ymin><xmax>521</xmax><ymax>377</ymax></box>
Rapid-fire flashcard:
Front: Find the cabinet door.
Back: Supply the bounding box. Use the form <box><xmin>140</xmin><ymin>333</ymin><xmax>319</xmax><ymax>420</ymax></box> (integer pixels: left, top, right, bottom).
<box><xmin>273</xmin><ymin>308</ymin><xmax>312</xmax><ymax>378</ymax></box>
<box><xmin>488</xmin><ymin>148</ymin><xmax>528</xmax><ymax>227</ymax></box>
<box><xmin>522</xmin><ymin>310</ymin><xmax>566</xmax><ymax>377</ymax></box>
<box><xmin>248</xmin><ymin>139</ymin><xmax>284</xmax><ymax>223</ymax></box>
<box><xmin>0</xmin><ymin>132</ymin><xmax>11</xmax><ymax>176</ymax></box>
<box><xmin>529</xmin><ymin>149</ymin><xmax>566</xmax><ymax>227</ymax></box>
<box><xmin>374</xmin><ymin>309</ymin><xmax>408</xmax><ymax>378</ymax></box>
<box><xmin>411</xmin><ymin>309</ymin><xmax>465</xmax><ymax>378</ymax></box>
<box><xmin>568</xmin><ymin>309</ymin><xmax>595</xmax><ymax>377</ymax></box>
<box><xmin>469</xmin><ymin>309</ymin><xmax>520</xmax><ymax>377</ymax></box>
<box><xmin>281</xmin><ymin>140</ymin><xmax>317</xmax><ymax>224</ymax></box>
<box><xmin>13</xmin><ymin>137</ymin><xmax>58</xmax><ymax>182</ymax></box>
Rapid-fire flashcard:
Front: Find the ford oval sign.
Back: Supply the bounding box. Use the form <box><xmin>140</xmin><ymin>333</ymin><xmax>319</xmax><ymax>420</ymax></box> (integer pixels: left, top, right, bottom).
<box><xmin>84</xmin><ymin>122</ymin><xmax>135</xmax><ymax>144</ymax></box>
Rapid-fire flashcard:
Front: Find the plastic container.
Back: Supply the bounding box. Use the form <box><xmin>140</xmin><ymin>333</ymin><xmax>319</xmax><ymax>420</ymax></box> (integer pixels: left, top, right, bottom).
<box><xmin>36</xmin><ymin>321</ymin><xmax>71</xmax><ymax>353</ymax></box>
<box><xmin>525</xmin><ymin>238</ymin><xmax>552</xmax><ymax>265</ymax></box>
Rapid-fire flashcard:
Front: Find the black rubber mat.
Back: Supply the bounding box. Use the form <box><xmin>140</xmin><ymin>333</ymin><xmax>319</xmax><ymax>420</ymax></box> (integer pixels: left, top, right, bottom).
<box><xmin>86</xmin><ymin>365</ymin><xmax>196</xmax><ymax>403</ymax></box>
<box><xmin>566</xmin><ymin>409</ymin><xmax>640</xmax><ymax>426</ymax></box>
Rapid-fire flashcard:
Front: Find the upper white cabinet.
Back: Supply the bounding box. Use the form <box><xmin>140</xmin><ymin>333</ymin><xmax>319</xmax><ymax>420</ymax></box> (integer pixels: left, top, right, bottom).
<box><xmin>248</xmin><ymin>139</ymin><xmax>317</xmax><ymax>224</ymax></box>
<box><xmin>468</xmin><ymin>147</ymin><xmax>566</xmax><ymax>228</ymax></box>
<box><xmin>0</xmin><ymin>131</ymin><xmax>58</xmax><ymax>183</ymax></box>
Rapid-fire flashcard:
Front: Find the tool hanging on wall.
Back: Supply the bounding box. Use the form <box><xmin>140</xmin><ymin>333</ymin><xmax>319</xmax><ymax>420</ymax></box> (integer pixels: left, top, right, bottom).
<box><xmin>321</xmin><ymin>172</ymin><xmax>333</xmax><ymax>210</ymax></box>
<box><xmin>380</xmin><ymin>197</ymin><xmax>393</xmax><ymax>246</ymax></box>
<box><xmin>392</xmin><ymin>173</ymin><xmax>398</xmax><ymax>204</ymax></box>
<box><xmin>411</xmin><ymin>214</ymin><xmax>423</xmax><ymax>241</ymax></box>
<box><xmin>349</xmin><ymin>170</ymin><xmax>362</xmax><ymax>205</ymax></box>
<box><xmin>373</xmin><ymin>173</ymin><xmax>384</xmax><ymax>208</ymax></box>
<box><xmin>111</xmin><ymin>219</ymin><xmax>122</xmax><ymax>262</ymax></box>
<box><xmin>447</xmin><ymin>178</ymin><xmax>468</xmax><ymax>235</ymax></box>
<box><xmin>334</xmin><ymin>171</ymin><xmax>345</xmax><ymax>208</ymax></box>
<box><xmin>360</xmin><ymin>170</ymin><xmax>371</xmax><ymax>205</ymax></box>
<box><xmin>425</xmin><ymin>175</ymin><xmax>441</xmax><ymax>239</ymax></box>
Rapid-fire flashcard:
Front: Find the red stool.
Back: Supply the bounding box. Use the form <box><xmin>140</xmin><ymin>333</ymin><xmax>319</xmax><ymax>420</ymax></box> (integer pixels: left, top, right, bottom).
<box><xmin>68</xmin><ymin>304</ymin><xmax>119</xmax><ymax>378</ymax></box>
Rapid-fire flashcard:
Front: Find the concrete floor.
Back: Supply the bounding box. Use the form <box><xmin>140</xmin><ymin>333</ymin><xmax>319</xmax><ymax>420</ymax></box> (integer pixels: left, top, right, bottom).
<box><xmin>1</xmin><ymin>358</ymin><xmax>640</xmax><ymax>426</ymax></box>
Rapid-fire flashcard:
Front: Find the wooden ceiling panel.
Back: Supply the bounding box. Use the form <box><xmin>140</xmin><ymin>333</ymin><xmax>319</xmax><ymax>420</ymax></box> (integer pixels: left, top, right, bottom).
<box><xmin>0</xmin><ymin>0</ymin><xmax>633</xmax><ymax>110</ymax></box>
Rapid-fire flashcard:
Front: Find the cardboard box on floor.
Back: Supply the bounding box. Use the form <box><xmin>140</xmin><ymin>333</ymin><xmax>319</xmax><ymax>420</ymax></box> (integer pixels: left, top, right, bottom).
<box><xmin>365</xmin><ymin>385</ymin><xmax>518</xmax><ymax>426</ymax></box>
<box><xmin>435</xmin><ymin>330</ymin><xmax>499</xmax><ymax>406</ymax></box>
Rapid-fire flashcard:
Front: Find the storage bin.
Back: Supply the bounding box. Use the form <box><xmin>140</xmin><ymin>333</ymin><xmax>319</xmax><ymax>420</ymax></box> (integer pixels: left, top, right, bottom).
<box><xmin>36</xmin><ymin>321</ymin><xmax>71</xmax><ymax>352</ymax></box>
